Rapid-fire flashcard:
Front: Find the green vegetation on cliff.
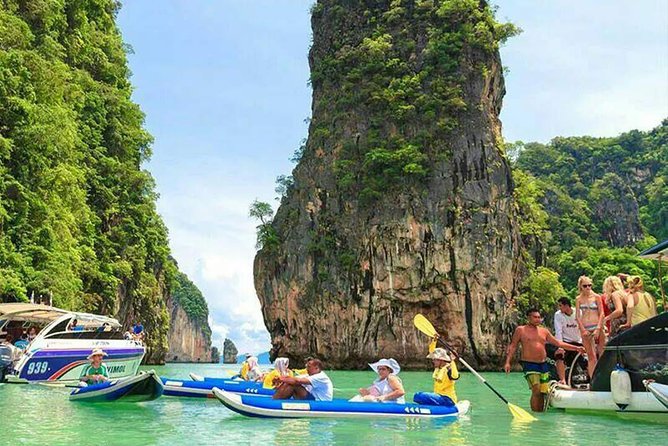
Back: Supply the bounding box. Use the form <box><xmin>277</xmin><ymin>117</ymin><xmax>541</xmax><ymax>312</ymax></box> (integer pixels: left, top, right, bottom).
<box><xmin>171</xmin><ymin>270</ymin><xmax>211</xmax><ymax>340</ymax></box>
<box><xmin>512</xmin><ymin>121</ymin><xmax>668</xmax><ymax>314</ymax></box>
<box><xmin>309</xmin><ymin>0</ymin><xmax>518</xmax><ymax>202</ymax></box>
<box><xmin>0</xmin><ymin>1</ymin><xmax>209</xmax><ymax>361</ymax></box>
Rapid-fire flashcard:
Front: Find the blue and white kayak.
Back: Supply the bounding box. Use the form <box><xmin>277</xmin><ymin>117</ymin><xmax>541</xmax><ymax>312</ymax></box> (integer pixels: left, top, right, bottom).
<box><xmin>213</xmin><ymin>388</ymin><xmax>471</xmax><ymax>419</ymax></box>
<box><xmin>189</xmin><ymin>372</ymin><xmax>242</xmax><ymax>382</ymax></box>
<box><xmin>162</xmin><ymin>377</ymin><xmax>273</xmax><ymax>398</ymax></box>
<box><xmin>69</xmin><ymin>371</ymin><xmax>163</xmax><ymax>402</ymax></box>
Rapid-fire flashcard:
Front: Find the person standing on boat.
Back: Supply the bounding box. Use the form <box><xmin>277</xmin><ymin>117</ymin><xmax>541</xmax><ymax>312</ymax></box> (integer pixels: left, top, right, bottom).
<box><xmin>358</xmin><ymin>358</ymin><xmax>405</xmax><ymax>403</ymax></box>
<box><xmin>413</xmin><ymin>339</ymin><xmax>459</xmax><ymax>406</ymax></box>
<box><xmin>625</xmin><ymin>276</ymin><xmax>658</xmax><ymax>327</ymax></box>
<box><xmin>79</xmin><ymin>348</ymin><xmax>109</xmax><ymax>387</ymax></box>
<box><xmin>272</xmin><ymin>357</ymin><xmax>333</xmax><ymax>401</ymax></box>
<box><xmin>504</xmin><ymin>308</ymin><xmax>585</xmax><ymax>411</ymax></box>
<box><xmin>132</xmin><ymin>321</ymin><xmax>145</xmax><ymax>341</ymax></box>
<box><xmin>602</xmin><ymin>275</ymin><xmax>630</xmax><ymax>338</ymax></box>
<box><xmin>553</xmin><ymin>297</ymin><xmax>582</xmax><ymax>384</ymax></box>
<box><xmin>574</xmin><ymin>275</ymin><xmax>605</xmax><ymax>378</ymax></box>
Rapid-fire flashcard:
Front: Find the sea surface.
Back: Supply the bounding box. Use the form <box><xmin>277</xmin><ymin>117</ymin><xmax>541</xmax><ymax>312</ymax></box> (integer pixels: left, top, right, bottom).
<box><xmin>1</xmin><ymin>363</ymin><xmax>665</xmax><ymax>446</ymax></box>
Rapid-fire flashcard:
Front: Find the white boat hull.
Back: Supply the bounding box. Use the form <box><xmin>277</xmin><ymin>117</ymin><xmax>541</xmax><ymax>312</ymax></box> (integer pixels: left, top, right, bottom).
<box><xmin>549</xmin><ymin>387</ymin><xmax>668</xmax><ymax>413</ymax></box>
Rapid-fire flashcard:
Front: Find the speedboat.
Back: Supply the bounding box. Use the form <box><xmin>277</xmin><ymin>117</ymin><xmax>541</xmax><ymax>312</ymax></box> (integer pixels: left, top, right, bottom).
<box><xmin>0</xmin><ymin>303</ymin><xmax>144</xmax><ymax>383</ymax></box>
<box><xmin>213</xmin><ymin>388</ymin><xmax>470</xmax><ymax>419</ymax></box>
<box><xmin>549</xmin><ymin>312</ymin><xmax>668</xmax><ymax>414</ymax></box>
<box><xmin>70</xmin><ymin>370</ymin><xmax>163</xmax><ymax>402</ymax></box>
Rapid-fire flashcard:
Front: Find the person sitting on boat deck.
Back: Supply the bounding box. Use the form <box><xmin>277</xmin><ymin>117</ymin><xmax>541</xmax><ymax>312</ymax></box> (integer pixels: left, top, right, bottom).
<box><xmin>552</xmin><ymin>297</ymin><xmax>582</xmax><ymax>384</ymax></box>
<box><xmin>27</xmin><ymin>326</ymin><xmax>38</xmax><ymax>342</ymax></box>
<box><xmin>239</xmin><ymin>353</ymin><xmax>252</xmax><ymax>380</ymax></box>
<box><xmin>79</xmin><ymin>348</ymin><xmax>109</xmax><ymax>387</ymax></box>
<box><xmin>504</xmin><ymin>308</ymin><xmax>585</xmax><ymax>412</ymax></box>
<box><xmin>272</xmin><ymin>357</ymin><xmax>333</xmax><ymax>401</ymax></box>
<box><xmin>625</xmin><ymin>276</ymin><xmax>658</xmax><ymax>328</ymax></box>
<box><xmin>132</xmin><ymin>321</ymin><xmax>145</xmax><ymax>341</ymax></box>
<box><xmin>67</xmin><ymin>319</ymin><xmax>82</xmax><ymax>331</ymax></box>
<box><xmin>13</xmin><ymin>333</ymin><xmax>29</xmax><ymax>351</ymax></box>
<box><xmin>602</xmin><ymin>275</ymin><xmax>630</xmax><ymax>339</ymax></box>
<box><xmin>262</xmin><ymin>357</ymin><xmax>291</xmax><ymax>388</ymax></box>
<box><xmin>1</xmin><ymin>334</ymin><xmax>21</xmax><ymax>361</ymax></box>
<box><xmin>358</xmin><ymin>358</ymin><xmax>405</xmax><ymax>403</ymax></box>
<box><xmin>245</xmin><ymin>356</ymin><xmax>262</xmax><ymax>382</ymax></box>
<box><xmin>413</xmin><ymin>337</ymin><xmax>459</xmax><ymax>406</ymax></box>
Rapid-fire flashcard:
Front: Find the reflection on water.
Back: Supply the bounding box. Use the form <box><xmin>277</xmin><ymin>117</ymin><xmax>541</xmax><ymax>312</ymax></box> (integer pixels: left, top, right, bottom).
<box><xmin>2</xmin><ymin>364</ymin><xmax>667</xmax><ymax>446</ymax></box>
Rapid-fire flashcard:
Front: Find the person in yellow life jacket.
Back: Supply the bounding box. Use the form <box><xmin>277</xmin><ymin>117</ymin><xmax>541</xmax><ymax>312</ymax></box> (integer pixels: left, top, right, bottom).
<box><xmin>413</xmin><ymin>337</ymin><xmax>459</xmax><ymax>406</ymax></box>
<box><xmin>262</xmin><ymin>357</ymin><xmax>308</xmax><ymax>389</ymax></box>
<box><xmin>239</xmin><ymin>353</ymin><xmax>252</xmax><ymax>380</ymax></box>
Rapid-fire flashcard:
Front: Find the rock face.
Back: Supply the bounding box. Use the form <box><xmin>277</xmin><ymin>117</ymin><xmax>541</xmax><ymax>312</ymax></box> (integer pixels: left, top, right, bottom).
<box><xmin>166</xmin><ymin>296</ymin><xmax>211</xmax><ymax>362</ymax></box>
<box><xmin>223</xmin><ymin>338</ymin><xmax>239</xmax><ymax>364</ymax></box>
<box><xmin>254</xmin><ymin>1</ymin><xmax>525</xmax><ymax>369</ymax></box>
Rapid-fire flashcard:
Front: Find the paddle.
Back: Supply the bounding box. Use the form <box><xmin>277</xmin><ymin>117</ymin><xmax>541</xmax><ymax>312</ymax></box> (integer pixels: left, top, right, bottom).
<box><xmin>413</xmin><ymin>314</ymin><xmax>537</xmax><ymax>422</ymax></box>
<box><xmin>37</xmin><ymin>381</ymin><xmax>80</xmax><ymax>389</ymax></box>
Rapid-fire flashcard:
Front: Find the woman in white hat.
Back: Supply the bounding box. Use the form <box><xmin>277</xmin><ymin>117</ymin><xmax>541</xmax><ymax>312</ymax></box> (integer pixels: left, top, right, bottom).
<box><xmin>358</xmin><ymin>358</ymin><xmax>405</xmax><ymax>403</ymax></box>
<box><xmin>79</xmin><ymin>348</ymin><xmax>110</xmax><ymax>386</ymax></box>
<box><xmin>413</xmin><ymin>338</ymin><xmax>459</xmax><ymax>406</ymax></box>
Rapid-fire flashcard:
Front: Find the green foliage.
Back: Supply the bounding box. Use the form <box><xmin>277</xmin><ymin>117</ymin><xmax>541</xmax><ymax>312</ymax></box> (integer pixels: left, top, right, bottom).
<box><xmin>306</xmin><ymin>1</ymin><xmax>518</xmax><ymax>202</ymax></box>
<box><xmin>249</xmin><ymin>200</ymin><xmax>279</xmax><ymax>250</ymax></box>
<box><xmin>513</xmin><ymin>121</ymin><xmax>668</xmax><ymax>313</ymax></box>
<box><xmin>171</xmin><ymin>270</ymin><xmax>211</xmax><ymax>340</ymax></box>
<box><xmin>0</xmin><ymin>0</ymin><xmax>209</xmax><ymax>358</ymax></box>
<box><xmin>516</xmin><ymin>267</ymin><xmax>566</xmax><ymax>317</ymax></box>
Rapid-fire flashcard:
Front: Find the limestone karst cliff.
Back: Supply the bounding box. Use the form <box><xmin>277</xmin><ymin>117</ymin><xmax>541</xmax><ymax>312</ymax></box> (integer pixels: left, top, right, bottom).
<box><xmin>223</xmin><ymin>338</ymin><xmax>239</xmax><ymax>364</ymax></box>
<box><xmin>254</xmin><ymin>0</ymin><xmax>525</xmax><ymax>369</ymax></box>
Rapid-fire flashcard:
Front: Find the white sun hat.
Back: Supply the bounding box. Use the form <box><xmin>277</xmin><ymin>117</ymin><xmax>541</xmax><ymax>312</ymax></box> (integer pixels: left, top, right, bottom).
<box><xmin>369</xmin><ymin>358</ymin><xmax>401</xmax><ymax>375</ymax></box>
<box><xmin>426</xmin><ymin>348</ymin><xmax>451</xmax><ymax>362</ymax></box>
<box><xmin>87</xmin><ymin>348</ymin><xmax>108</xmax><ymax>359</ymax></box>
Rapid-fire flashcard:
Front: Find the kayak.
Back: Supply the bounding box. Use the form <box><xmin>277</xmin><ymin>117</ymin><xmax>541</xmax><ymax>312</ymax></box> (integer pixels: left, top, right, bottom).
<box><xmin>189</xmin><ymin>372</ymin><xmax>242</xmax><ymax>382</ymax></box>
<box><xmin>645</xmin><ymin>381</ymin><xmax>668</xmax><ymax>410</ymax></box>
<box><xmin>69</xmin><ymin>371</ymin><xmax>163</xmax><ymax>402</ymax></box>
<box><xmin>213</xmin><ymin>388</ymin><xmax>470</xmax><ymax>419</ymax></box>
<box><xmin>162</xmin><ymin>377</ymin><xmax>273</xmax><ymax>398</ymax></box>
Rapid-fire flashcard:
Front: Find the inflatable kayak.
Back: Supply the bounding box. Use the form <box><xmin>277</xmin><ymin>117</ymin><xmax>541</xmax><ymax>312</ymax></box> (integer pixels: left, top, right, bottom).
<box><xmin>69</xmin><ymin>371</ymin><xmax>163</xmax><ymax>402</ymax></box>
<box><xmin>162</xmin><ymin>377</ymin><xmax>273</xmax><ymax>398</ymax></box>
<box><xmin>213</xmin><ymin>388</ymin><xmax>470</xmax><ymax>419</ymax></box>
<box><xmin>189</xmin><ymin>372</ymin><xmax>242</xmax><ymax>382</ymax></box>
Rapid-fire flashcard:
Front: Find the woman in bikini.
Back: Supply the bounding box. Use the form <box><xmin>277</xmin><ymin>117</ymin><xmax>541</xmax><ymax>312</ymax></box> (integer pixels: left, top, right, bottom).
<box><xmin>575</xmin><ymin>275</ymin><xmax>605</xmax><ymax>379</ymax></box>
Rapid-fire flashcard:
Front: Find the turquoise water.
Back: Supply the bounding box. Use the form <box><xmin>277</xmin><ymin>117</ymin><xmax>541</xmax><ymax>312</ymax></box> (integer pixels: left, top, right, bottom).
<box><xmin>1</xmin><ymin>363</ymin><xmax>665</xmax><ymax>445</ymax></box>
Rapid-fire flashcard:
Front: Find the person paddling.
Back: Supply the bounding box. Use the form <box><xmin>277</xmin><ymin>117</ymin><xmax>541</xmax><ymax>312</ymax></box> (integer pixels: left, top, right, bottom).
<box><xmin>413</xmin><ymin>336</ymin><xmax>459</xmax><ymax>406</ymax></box>
<box><xmin>272</xmin><ymin>357</ymin><xmax>333</xmax><ymax>401</ymax></box>
<box><xmin>79</xmin><ymin>348</ymin><xmax>110</xmax><ymax>387</ymax></box>
<box><xmin>504</xmin><ymin>308</ymin><xmax>585</xmax><ymax>411</ymax></box>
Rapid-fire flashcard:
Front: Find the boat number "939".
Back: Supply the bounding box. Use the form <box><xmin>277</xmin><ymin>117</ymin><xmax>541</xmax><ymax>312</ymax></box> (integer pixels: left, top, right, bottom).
<box><xmin>27</xmin><ymin>361</ymin><xmax>49</xmax><ymax>375</ymax></box>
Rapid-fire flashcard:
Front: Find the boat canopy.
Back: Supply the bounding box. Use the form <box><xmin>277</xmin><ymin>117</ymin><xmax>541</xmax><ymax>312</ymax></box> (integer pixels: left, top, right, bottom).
<box><xmin>639</xmin><ymin>239</ymin><xmax>668</xmax><ymax>262</ymax></box>
<box><xmin>0</xmin><ymin>303</ymin><xmax>121</xmax><ymax>330</ymax></box>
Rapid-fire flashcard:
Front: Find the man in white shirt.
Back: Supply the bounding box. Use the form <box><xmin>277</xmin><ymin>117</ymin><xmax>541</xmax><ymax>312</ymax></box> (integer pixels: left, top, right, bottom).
<box><xmin>553</xmin><ymin>297</ymin><xmax>583</xmax><ymax>384</ymax></box>
<box><xmin>273</xmin><ymin>357</ymin><xmax>333</xmax><ymax>401</ymax></box>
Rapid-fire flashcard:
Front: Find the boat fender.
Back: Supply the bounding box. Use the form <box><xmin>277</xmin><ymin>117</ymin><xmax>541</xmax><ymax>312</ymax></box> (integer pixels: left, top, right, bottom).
<box><xmin>610</xmin><ymin>364</ymin><xmax>632</xmax><ymax>410</ymax></box>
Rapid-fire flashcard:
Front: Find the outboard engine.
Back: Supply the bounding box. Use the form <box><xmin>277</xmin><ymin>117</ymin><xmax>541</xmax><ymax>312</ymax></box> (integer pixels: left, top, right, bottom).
<box><xmin>610</xmin><ymin>364</ymin><xmax>632</xmax><ymax>410</ymax></box>
<box><xmin>0</xmin><ymin>344</ymin><xmax>13</xmax><ymax>382</ymax></box>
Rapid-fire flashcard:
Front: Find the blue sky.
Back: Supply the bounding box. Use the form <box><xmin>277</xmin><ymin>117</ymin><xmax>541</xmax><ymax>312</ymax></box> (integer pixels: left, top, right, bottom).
<box><xmin>117</xmin><ymin>1</ymin><xmax>668</xmax><ymax>355</ymax></box>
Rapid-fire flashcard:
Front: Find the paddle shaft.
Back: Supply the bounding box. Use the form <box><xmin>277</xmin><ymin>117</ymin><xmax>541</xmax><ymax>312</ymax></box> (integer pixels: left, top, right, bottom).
<box><xmin>435</xmin><ymin>337</ymin><xmax>510</xmax><ymax>405</ymax></box>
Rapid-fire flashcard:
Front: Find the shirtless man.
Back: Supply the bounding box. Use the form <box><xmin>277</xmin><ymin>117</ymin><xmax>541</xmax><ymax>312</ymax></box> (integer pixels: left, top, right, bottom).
<box><xmin>504</xmin><ymin>308</ymin><xmax>585</xmax><ymax>411</ymax></box>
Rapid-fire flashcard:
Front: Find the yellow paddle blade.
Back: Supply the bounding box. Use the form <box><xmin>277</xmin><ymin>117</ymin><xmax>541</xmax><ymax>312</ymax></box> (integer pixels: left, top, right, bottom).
<box><xmin>508</xmin><ymin>402</ymin><xmax>537</xmax><ymax>422</ymax></box>
<box><xmin>413</xmin><ymin>314</ymin><xmax>437</xmax><ymax>338</ymax></box>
